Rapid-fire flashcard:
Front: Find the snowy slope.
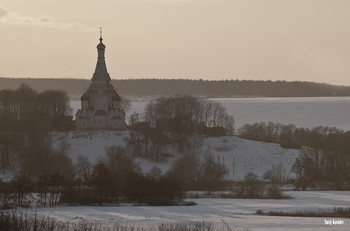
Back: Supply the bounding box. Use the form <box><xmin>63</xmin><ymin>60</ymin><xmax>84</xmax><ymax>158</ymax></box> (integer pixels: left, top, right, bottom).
<box><xmin>201</xmin><ymin>136</ymin><xmax>298</xmax><ymax>180</ymax></box>
<box><xmin>52</xmin><ymin>131</ymin><xmax>299</xmax><ymax>180</ymax></box>
<box><xmin>51</xmin><ymin>130</ymin><xmax>128</xmax><ymax>163</ymax></box>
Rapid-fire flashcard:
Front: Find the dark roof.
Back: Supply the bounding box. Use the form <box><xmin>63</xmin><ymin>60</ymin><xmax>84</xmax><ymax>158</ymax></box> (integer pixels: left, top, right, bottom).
<box><xmin>95</xmin><ymin>110</ymin><xmax>107</xmax><ymax>116</ymax></box>
<box><xmin>112</xmin><ymin>93</ymin><xmax>121</xmax><ymax>101</ymax></box>
<box><xmin>80</xmin><ymin>93</ymin><xmax>89</xmax><ymax>101</ymax></box>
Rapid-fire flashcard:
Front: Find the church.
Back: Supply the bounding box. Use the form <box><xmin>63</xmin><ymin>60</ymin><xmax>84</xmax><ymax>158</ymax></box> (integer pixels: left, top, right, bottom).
<box><xmin>75</xmin><ymin>31</ymin><xmax>126</xmax><ymax>130</ymax></box>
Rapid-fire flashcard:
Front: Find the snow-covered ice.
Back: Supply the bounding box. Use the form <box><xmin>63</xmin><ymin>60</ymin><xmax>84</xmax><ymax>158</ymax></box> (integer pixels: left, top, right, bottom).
<box><xmin>210</xmin><ymin>97</ymin><xmax>350</xmax><ymax>131</ymax></box>
<box><xmin>19</xmin><ymin>191</ymin><xmax>350</xmax><ymax>231</ymax></box>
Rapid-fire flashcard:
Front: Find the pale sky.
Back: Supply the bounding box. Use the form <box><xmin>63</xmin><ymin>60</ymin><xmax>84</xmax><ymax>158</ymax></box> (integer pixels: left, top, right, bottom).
<box><xmin>1</xmin><ymin>0</ymin><xmax>350</xmax><ymax>85</ymax></box>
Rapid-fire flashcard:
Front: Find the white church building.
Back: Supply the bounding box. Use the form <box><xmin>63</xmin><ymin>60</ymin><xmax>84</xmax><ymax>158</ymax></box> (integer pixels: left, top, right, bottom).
<box><xmin>76</xmin><ymin>32</ymin><xmax>126</xmax><ymax>130</ymax></box>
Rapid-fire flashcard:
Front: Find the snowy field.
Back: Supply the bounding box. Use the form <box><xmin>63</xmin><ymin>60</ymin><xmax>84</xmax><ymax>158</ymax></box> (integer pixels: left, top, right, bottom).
<box><xmin>70</xmin><ymin>97</ymin><xmax>350</xmax><ymax>130</ymax></box>
<box><xmin>19</xmin><ymin>191</ymin><xmax>350</xmax><ymax>231</ymax></box>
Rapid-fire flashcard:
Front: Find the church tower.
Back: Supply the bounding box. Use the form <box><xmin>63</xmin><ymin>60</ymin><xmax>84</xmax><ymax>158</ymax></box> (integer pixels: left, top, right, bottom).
<box><xmin>76</xmin><ymin>30</ymin><xmax>126</xmax><ymax>130</ymax></box>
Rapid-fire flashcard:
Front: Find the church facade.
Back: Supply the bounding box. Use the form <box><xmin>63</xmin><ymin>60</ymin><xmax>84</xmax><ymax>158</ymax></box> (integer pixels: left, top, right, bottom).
<box><xmin>75</xmin><ymin>33</ymin><xmax>126</xmax><ymax>130</ymax></box>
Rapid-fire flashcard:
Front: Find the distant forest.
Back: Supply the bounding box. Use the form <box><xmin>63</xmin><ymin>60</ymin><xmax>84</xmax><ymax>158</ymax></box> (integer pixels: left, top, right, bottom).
<box><xmin>0</xmin><ymin>78</ymin><xmax>350</xmax><ymax>97</ymax></box>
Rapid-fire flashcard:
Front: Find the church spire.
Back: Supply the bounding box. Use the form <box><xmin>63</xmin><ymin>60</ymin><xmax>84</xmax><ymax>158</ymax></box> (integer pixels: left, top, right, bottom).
<box><xmin>92</xmin><ymin>28</ymin><xmax>110</xmax><ymax>82</ymax></box>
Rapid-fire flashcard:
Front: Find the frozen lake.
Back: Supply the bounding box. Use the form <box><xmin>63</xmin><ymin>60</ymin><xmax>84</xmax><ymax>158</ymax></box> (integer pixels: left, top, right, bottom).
<box><xmin>70</xmin><ymin>97</ymin><xmax>350</xmax><ymax>130</ymax></box>
<box><xmin>20</xmin><ymin>191</ymin><xmax>350</xmax><ymax>231</ymax></box>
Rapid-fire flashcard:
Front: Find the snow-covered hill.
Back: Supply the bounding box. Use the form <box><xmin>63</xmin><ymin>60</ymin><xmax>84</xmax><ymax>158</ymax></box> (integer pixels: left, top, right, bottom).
<box><xmin>51</xmin><ymin>131</ymin><xmax>299</xmax><ymax>180</ymax></box>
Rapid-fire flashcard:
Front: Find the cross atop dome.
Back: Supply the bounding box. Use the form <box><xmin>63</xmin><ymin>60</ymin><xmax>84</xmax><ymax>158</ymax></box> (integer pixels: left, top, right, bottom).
<box><xmin>97</xmin><ymin>27</ymin><xmax>106</xmax><ymax>51</ymax></box>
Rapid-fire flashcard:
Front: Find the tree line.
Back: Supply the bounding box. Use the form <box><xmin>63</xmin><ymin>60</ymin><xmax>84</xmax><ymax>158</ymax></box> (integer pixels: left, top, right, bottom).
<box><xmin>0</xmin><ymin>84</ymin><xmax>74</xmax><ymax>171</ymax></box>
<box><xmin>126</xmin><ymin>95</ymin><xmax>234</xmax><ymax>156</ymax></box>
<box><xmin>1</xmin><ymin>78</ymin><xmax>349</xmax><ymax>97</ymax></box>
<box><xmin>0</xmin><ymin>83</ymin><xmax>73</xmax><ymax>135</ymax></box>
<box><xmin>238</xmin><ymin>122</ymin><xmax>350</xmax><ymax>153</ymax></box>
<box><xmin>0</xmin><ymin>143</ymin><xmax>228</xmax><ymax>208</ymax></box>
<box><xmin>0</xmin><ymin>84</ymin><xmax>77</xmax><ymax>208</ymax></box>
<box><xmin>238</xmin><ymin>122</ymin><xmax>350</xmax><ymax>190</ymax></box>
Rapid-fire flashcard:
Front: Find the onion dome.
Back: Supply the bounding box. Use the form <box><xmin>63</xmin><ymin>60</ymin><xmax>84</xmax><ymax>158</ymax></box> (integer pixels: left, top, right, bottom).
<box><xmin>97</xmin><ymin>37</ymin><xmax>106</xmax><ymax>50</ymax></box>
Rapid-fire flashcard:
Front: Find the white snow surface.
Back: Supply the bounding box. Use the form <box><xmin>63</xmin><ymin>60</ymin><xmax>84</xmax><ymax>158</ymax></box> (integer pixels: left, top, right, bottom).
<box><xmin>51</xmin><ymin>130</ymin><xmax>127</xmax><ymax>164</ymax></box>
<box><xmin>51</xmin><ymin>131</ymin><xmax>299</xmax><ymax>180</ymax></box>
<box><xmin>71</xmin><ymin>97</ymin><xmax>350</xmax><ymax>130</ymax></box>
<box><xmin>19</xmin><ymin>191</ymin><xmax>350</xmax><ymax>231</ymax></box>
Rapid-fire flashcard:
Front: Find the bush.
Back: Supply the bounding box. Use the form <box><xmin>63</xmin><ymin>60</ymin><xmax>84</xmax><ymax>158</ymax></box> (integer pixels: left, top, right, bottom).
<box><xmin>60</xmin><ymin>187</ymin><xmax>96</xmax><ymax>205</ymax></box>
<box><xmin>239</xmin><ymin>172</ymin><xmax>262</xmax><ymax>198</ymax></box>
<box><xmin>266</xmin><ymin>185</ymin><xmax>291</xmax><ymax>199</ymax></box>
<box><xmin>203</xmin><ymin>127</ymin><xmax>227</xmax><ymax>136</ymax></box>
<box><xmin>166</xmin><ymin>153</ymin><xmax>228</xmax><ymax>191</ymax></box>
<box><xmin>256</xmin><ymin>207</ymin><xmax>350</xmax><ymax>218</ymax></box>
<box><xmin>263</xmin><ymin>163</ymin><xmax>287</xmax><ymax>183</ymax></box>
<box><xmin>0</xmin><ymin>211</ymin><xmax>229</xmax><ymax>231</ymax></box>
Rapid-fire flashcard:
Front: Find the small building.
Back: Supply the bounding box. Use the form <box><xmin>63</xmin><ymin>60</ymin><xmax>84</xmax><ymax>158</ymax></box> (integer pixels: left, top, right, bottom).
<box><xmin>76</xmin><ymin>31</ymin><xmax>126</xmax><ymax>130</ymax></box>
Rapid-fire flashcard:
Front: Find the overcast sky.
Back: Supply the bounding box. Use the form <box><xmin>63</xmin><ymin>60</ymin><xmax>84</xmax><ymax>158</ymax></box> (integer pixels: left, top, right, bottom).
<box><xmin>1</xmin><ymin>0</ymin><xmax>350</xmax><ymax>85</ymax></box>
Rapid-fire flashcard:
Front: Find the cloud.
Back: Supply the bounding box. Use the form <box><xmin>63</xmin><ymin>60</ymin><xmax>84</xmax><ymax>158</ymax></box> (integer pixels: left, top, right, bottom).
<box><xmin>0</xmin><ymin>4</ymin><xmax>9</xmax><ymax>17</ymax></box>
<box><xmin>0</xmin><ymin>4</ymin><xmax>93</xmax><ymax>32</ymax></box>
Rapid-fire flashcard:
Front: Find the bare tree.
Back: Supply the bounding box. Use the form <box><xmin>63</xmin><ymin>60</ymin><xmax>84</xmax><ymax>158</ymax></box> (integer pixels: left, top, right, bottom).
<box><xmin>120</xmin><ymin>97</ymin><xmax>131</xmax><ymax>114</ymax></box>
<box><xmin>91</xmin><ymin>163</ymin><xmax>111</xmax><ymax>205</ymax></box>
<box><xmin>263</xmin><ymin>162</ymin><xmax>287</xmax><ymax>183</ymax></box>
<box><xmin>0</xmin><ymin>135</ymin><xmax>10</xmax><ymax>169</ymax></box>
<box><xmin>202</xmin><ymin>100</ymin><xmax>214</xmax><ymax>127</ymax></box>
<box><xmin>12</xmin><ymin>171</ymin><xmax>32</xmax><ymax>206</ymax></box>
<box><xmin>48</xmin><ymin>172</ymin><xmax>65</xmax><ymax>206</ymax></box>
<box><xmin>241</xmin><ymin>172</ymin><xmax>262</xmax><ymax>198</ymax></box>
<box><xmin>75</xmin><ymin>155</ymin><xmax>93</xmax><ymax>185</ymax></box>
<box><xmin>104</xmin><ymin>145</ymin><xmax>139</xmax><ymax>175</ymax></box>
<box><xmin>147</xmin><ymin>166</ymin><xmax>162</xmax><ymax>180</ymax></box>
<box><xmin>291</xmin><ymin>150</ymin><xmax>314</xmax><ymax>190</ymax></box>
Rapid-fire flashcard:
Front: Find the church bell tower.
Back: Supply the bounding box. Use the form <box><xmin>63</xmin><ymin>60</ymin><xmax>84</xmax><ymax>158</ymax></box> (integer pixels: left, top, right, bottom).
<box><xmin>75</xmin><ymin>29</ymin><xmax>126</xmax><ymax>130</ymax></box>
